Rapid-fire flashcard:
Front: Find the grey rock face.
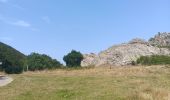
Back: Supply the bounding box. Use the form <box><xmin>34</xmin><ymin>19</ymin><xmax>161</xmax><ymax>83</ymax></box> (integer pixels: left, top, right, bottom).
<box><xmin>149</xmin><ymin>32</ymin><xmax>170</xmax><ymax>47</ymax></box>
<box><xmin>81</xmin><ymin>53</ymin><xmax>98</xmax><ymax>66</ymax></box>
<box><xmin>81</xmin><ymin>38</ymin><xmax>170</xmax><ymax>67</ymax></box>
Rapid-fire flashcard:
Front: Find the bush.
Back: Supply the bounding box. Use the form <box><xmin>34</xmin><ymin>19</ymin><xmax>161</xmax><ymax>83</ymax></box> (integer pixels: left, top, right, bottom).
<box><xmin>131</xmin><ymin>61</ymin><xmax>136</xmax><ymax>66</ymax></box>
<box><xmin>137</xmin><ymin>55</ymin><xmax>170</xmax><ymax>65</ymax></box>
<box><xmin>63</xmin><ymin>50</ymin><xmax>83</xmax><ymax>67</ymax></box>
<box><xmin>5</xmin><ymin>66</ymin><xmax>23</xmax><ymax>74</ymax></box>
<box><xmin>0</xmin><ymin>59</ymin><xmax>23</xmax><ymax>74</ymax></box>
<box><xmin>27</xmin><ymin>53</ymin><xmax>62</xmax><ymax>71</ymax></box>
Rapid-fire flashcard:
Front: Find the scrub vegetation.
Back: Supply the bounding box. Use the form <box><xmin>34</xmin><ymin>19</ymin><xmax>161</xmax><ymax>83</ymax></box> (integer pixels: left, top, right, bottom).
<box><xmin>137</xmin><ymin>55</ymin><xmax>170</xmax><ymax>65</ymax></box>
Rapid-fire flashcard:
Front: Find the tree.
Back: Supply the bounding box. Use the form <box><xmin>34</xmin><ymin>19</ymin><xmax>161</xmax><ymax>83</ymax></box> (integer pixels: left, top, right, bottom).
<box><xmin>27</xmin><ymin>53</ymin><xmax>62</xmax><ymax>71</ymax></box>
<box><xmin>0</xmin><ymin>42</ymin><xmax>26</xmax><ymax>73</ymax></box>
<box><xmin>0</xmin><ymin>59</ymin><xmax>12</xmax><ymax>71</ymax></box>
<box><xmin>63</xmin><ymin>50</ymin><xmax>83</xmax><ymax>67</ymax></box>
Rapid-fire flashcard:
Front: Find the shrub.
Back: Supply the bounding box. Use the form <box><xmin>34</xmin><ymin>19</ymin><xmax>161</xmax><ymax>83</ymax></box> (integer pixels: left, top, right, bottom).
<box><xmin>137</xmin><ymin>55</ymin><xmax>170</xmax><ymax>65</ymax></box>
<box><xmin>63</xmin><ymin>50</ymin><xmax>83</xmax><ymax>67</ymax></box>
<box><xmin>5</xmin><ymin>66</ymin><xmax>23</xmax><ymax>74</ymax></box>
<box><xmin>131</xmin><ymin>61</ymin><xmax>136</xmax><ymax>66</ymax></box>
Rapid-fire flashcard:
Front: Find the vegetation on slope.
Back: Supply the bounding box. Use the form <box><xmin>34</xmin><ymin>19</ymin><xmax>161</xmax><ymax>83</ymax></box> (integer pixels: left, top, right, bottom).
<box><xmin>0</xmin><ymin>42</ymin><xmax>63</xmax><ymax>73</ymax></box>
<box><xmin>0</xmin><ymin>42</ymin><xmax>26</xmax><ymax>73</ymax></box>
<box><xmin>0</xmin><ymin>42</ymin><xmax>86</xmax><ymax>74</ymax></box>
<box><xmin>137</xmin><ymin>55</ymin><xmax>170</xmax><ymax>65</ymax></box>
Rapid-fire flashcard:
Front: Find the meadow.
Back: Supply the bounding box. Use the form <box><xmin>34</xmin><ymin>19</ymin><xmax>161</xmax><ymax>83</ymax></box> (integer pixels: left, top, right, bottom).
<box><xmin>0</xmin><ymin>65</ymin><xmax>170</xmax><ymax>100</ymax></box>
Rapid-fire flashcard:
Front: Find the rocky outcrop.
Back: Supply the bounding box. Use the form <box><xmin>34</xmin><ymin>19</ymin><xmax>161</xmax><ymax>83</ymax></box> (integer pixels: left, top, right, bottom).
<box><xmin>149</xmin><ymin>32</ymin><xmax>170</xmax><ymax>47</ymax></box>
<box><xmin>81</xmin><ymin>38</ymin><xmax>170</xmax><ymax>67</ymax></box>
<box><xmin>81</xmin><ymin>53</ymin><xmax>98</xmax><ymax>66</ymax></box>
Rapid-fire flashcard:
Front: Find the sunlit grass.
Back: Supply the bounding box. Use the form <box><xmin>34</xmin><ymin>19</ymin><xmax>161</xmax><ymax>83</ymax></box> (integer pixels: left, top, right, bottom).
<box><xmin>0</xmin><ymin>65</ymin><xmax>170</xmax><ymax>100</ymax></box>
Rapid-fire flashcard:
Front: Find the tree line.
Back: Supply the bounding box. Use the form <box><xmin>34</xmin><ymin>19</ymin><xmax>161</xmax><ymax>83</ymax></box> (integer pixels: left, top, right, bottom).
<box><xmin>0</xmin><ymin>41</ymin><xmax>84</xmax><ymax>74</ymax></box>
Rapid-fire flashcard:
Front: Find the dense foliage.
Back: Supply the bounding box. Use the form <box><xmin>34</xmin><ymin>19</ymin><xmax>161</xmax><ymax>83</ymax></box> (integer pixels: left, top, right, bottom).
<box><xmin>5</xmin><ymin>66</ymin><xmax>23</xmax><ymax>74</ymax></box>
<box><xmin>137</xmin><ymin>55</ymin><xmax>170</xmax><ymax>65</ymax></box>
<box><xmin>63</xmin><ymin>50</ymin><xmax>83</xmax><ymax>67</ymax></box>
<box><xmin>0</xmin><ymin>42</ymin><xmax>26</xmax><ymax>73</ymax></box>
<box><xmin>27</xmin><ymin>53</ymin><xmax>62</xmax><ymax>71</ymax></box>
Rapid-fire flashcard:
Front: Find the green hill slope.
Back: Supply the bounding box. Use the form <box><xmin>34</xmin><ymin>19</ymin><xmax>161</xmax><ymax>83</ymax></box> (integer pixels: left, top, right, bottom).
<box><xmin>0</xmin><ymin>42</ymin><xmax>26</xmax><ymax>70</ymax></box>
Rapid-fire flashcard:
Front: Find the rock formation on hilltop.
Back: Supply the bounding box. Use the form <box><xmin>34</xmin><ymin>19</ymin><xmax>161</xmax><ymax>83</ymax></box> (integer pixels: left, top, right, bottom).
<box><xmin>81</xmin><ymin>33</ymin><xmax>170</xmax><ymax>67</ymax></box>
<box><xmin>149</xmin><ymin>32</ymin><xmax>170</xmax><ymax>47</ymax></box>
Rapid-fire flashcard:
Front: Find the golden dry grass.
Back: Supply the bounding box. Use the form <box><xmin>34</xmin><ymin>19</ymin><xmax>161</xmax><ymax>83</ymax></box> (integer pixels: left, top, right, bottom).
<box><xmin>0</xmin><ymin>65</ymin><xmax>170</xmax><ymax>100</ymax></box>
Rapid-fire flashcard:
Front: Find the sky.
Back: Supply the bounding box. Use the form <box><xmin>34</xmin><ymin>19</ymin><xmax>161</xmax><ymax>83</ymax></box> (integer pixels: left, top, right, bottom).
<box><xmin>0</xmin><ymin>0</ymin><xmax>170</xmax><ymax>63</ymax></box>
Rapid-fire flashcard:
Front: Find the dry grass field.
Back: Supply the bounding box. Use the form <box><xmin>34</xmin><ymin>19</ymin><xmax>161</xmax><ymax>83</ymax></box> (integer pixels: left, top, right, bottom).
<box><xmin>0</xmin><ymin>65</ymin><xmax>170</xmax><ymax>100</ymax></box>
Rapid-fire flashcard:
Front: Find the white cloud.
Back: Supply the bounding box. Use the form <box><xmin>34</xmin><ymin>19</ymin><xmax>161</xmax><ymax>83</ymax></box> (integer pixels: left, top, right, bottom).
<box><xmin>12</xmin><ymin>20</ymin><xmax>31</xmax><ymax>27</ymax></box>
<box><xmin>0</xmin><ymin>15</ymin><xmax>31</xmax><ymax>27</ymax></box>
<box><xmin>0</xmin><ymin>15</ymin><xmax>38</xmax><ymax>31</ymax></box>
<box><xmin>42</xmin><ymin>16</ymin><xmax>51</xmax><ymax>24</ymax></box>
<box><xmin>0</xmin><ymin>0</ymin><xmax>24</xmax><ymax>10</ymax></box>
<box><xmin>0</xmin><ymin>0</ymin><xmax>8</xmax><ymax>3</ymax></box>
<box><xmin>0</xmin><ymin>16</ymin><xmax>31</xmax><ymax>27</ymax></box>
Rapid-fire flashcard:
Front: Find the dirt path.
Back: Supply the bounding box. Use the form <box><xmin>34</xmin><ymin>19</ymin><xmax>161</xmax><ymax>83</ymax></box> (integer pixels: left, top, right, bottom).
<box><xmin>0</xmin><ymin>76</ymin><xmax>13</xmax><ymax>87</ymax></box>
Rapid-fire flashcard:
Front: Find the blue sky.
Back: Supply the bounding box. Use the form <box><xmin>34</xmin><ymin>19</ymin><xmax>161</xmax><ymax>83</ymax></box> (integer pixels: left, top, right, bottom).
<box><xmin>0</xmin><ymin>0</ymin><xmax>170</xmax><ymax>63</ymax></box>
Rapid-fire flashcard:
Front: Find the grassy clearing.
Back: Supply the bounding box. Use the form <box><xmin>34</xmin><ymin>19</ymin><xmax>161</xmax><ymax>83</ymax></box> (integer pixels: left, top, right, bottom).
<box><xmin>0</xmin><ymin>65</ymin><xmax>170</xmax><ymax>100</ymax></box>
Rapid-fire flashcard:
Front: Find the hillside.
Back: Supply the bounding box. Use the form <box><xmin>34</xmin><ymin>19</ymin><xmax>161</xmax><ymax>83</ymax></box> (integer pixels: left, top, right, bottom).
<box><xmin>0</xmin><ymin>42</ymin><xmax>26</xmax><ymax>69</ymax></box>
<box><xmin>81</xmin><ymin>33</ymin><xmax>170</xmax><ymax>67</ymax></box>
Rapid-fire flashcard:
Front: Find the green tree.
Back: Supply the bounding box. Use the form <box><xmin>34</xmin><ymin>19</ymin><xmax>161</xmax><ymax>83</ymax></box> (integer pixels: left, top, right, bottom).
<box><xmin>63</xmin><ymin>50</ymin><xmax>83</xmax><ymax>67</ymax></box>
<box><xmin>0</xmin><ymin>42</ymin><xmax>26</xmax><ymax>73</ymax></box>
<box><xmin>27</xmin><ymin>53</ymin><xmax>62</xmax><ymax>71</ymax></box>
